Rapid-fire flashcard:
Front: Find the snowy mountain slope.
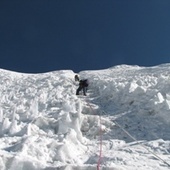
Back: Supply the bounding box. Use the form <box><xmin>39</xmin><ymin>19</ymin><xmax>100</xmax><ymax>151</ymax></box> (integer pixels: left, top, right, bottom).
<box><xmin>0</xmin><ymin>64</ymin><xmax>170</xmax><ymax>170</ymax></box>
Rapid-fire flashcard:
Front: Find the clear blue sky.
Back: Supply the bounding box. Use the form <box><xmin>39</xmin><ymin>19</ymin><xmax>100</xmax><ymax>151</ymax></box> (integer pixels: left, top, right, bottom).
<box><xmin>0</xmin><ymin>0</ymin><xmax>170</xmax><ymax>73</ymax></box>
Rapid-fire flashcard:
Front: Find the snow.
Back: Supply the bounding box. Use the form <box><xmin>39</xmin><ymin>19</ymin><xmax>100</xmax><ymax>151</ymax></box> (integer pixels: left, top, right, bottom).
<box><xmin>0</xmin><ymin>64</ymin><xmax>170</xmax><ymax>170</ymax></box>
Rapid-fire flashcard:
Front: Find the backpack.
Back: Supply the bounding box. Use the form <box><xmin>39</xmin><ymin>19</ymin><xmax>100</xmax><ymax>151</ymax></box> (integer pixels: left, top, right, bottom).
<box><xmin>82</xmin><ymin>79</ymin><xmax>89</xmax><ymax>87</ymax></box>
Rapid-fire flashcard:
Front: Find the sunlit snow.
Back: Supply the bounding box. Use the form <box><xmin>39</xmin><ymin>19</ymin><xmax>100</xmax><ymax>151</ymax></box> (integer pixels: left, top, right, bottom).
<box><xmin>0</xmin><ymin>64</ymin><xmax>170</xmax><ymax>170</ymax></box>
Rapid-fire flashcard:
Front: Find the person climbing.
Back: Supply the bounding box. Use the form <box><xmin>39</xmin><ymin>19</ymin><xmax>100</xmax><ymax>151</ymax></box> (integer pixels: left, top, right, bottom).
<box><xmin>74</xmin><ymin>75</ymin><xmax>89</xmax><ymax>96</ymax></box>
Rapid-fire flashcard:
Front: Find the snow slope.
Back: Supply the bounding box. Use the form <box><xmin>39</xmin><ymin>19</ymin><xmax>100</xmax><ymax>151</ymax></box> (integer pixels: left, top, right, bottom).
<box><xmin>0</xmin><ymin>64</ymin><xmax>170</xmax><ymax>170</ymax></box>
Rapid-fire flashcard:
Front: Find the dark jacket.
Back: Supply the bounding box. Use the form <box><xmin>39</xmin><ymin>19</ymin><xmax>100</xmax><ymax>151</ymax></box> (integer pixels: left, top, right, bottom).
<box><xmin>79</xmin><ymin>79</ymin><xmax>88</xmax><ymax>87</ymax></box>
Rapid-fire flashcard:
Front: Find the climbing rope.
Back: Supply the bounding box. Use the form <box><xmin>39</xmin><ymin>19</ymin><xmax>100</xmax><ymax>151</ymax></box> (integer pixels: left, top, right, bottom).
<box><xmin>85</xmin><ymin>98</ymin><xmax>103</xmax><ymax>170</ymax></box>
<box><xmin>81</xmin><ymin>89</ymin><xmax>170</xmax><ymax>169</ymax></box>
<box><xmin>114</xmin><ymin>120</ymin><xmax>170</xmax><ymax>167</ymax></box>
<box><xmin>102</xmin><ymin>110</ymin><xmax>170</xmax><ymax>168</ymax></box>
<box><xmin>97</xmin><ymin>109</ymin><xmax>102</xmax><ymax>170</ymax></box>
<box><xmin>85</xmin><ymin>97</ymin><xmax>170</xmax><ymax>169</ymax></box>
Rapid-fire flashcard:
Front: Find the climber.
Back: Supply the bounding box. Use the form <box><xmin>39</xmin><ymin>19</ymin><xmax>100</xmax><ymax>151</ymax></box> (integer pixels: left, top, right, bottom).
<box><xmin>74</xmin><ymin>75</ymin><xmax>89</xmax><ymax>96</ymax></box>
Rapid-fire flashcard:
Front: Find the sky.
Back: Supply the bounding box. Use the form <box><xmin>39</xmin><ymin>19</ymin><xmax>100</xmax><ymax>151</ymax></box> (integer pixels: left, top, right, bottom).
<box><xmin>0</xmin><ymin>0</ymin><xmax>170</xmax><ymax>73</ymax></box>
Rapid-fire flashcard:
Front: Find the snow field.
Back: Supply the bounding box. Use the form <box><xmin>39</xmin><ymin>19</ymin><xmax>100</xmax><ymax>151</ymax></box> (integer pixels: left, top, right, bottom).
<box><xmin>0</xmin><ymin>64</ymin><xmax>170</xmax><ymax>169</ymax></box>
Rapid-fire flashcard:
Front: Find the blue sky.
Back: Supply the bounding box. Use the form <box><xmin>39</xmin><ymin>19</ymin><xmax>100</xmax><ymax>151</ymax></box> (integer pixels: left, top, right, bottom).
<box><xmin>0</xmin><ymin>0</ymin><xmax>170</xmax><ymax>73</ymax></box>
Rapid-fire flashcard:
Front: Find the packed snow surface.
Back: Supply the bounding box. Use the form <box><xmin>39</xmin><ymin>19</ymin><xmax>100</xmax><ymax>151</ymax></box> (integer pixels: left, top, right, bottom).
<box><xmin>0</xmin><ymin>64</ymin><xmax>170</xmax><ymax>170</ymax></box>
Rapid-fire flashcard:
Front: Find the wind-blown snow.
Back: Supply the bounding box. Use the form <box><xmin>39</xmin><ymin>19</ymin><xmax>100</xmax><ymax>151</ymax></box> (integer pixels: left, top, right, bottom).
<box><xmin>0</xmin><ymin>64</ymin><xmax>170</xmax><ymax>170</ymax></box>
